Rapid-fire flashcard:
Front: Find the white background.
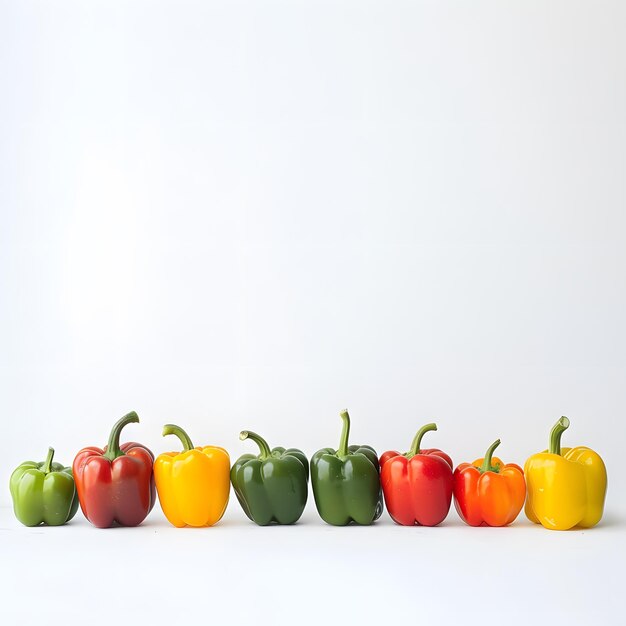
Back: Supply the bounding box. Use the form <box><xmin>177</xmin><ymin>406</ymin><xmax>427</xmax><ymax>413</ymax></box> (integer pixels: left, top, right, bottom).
<box><xmin>1</xmin><ymin>1</ymin><xmax>625</xmax><ymax>624</ymax></box>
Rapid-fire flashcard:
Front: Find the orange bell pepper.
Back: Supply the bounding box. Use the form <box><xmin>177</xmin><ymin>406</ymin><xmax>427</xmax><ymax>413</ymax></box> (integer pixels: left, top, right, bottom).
<box><xmin>453</xmin><ymin>439</ymin><xmax>526</xmax><ymax>527</ymax></box>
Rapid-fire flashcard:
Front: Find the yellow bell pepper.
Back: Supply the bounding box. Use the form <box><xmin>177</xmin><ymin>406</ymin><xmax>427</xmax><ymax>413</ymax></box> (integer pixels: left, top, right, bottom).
<box><xmin>154</xmin><ymin>424</ymin><xmax>230</xmax><ymax>527</ymax></box>
<box><xmin>524</xmin><ymin>416</ymin><xmax>607</xmax><ymax>531</ymax></box>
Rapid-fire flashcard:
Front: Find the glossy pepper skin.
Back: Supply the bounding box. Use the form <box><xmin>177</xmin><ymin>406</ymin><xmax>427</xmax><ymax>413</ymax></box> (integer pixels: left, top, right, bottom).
<box><xmin>230</xmin><ymin>430</ymin><xmax>308</xmax><ymax>525</ymax></box>
<box><xmin>73</xmin><ymin>411</ymin><xmax>156</xmax><ymax>528</ymax></box>
<box><xmin>379</xmin><ymin>423</ymin><xmax>453</xmax><ymax>526</ymax></box>
<box><xmin>453</xmin><ymin>439</ymin><xmax>525</xmax><ymax>527</ymax></box>
<box><xmin>10</xmin><ymin>447</ymin><xmax>79</xmax><ymax>526</ymax></box>
<box><xmin>311</xmin><ymin>409</ymin><xmax>383</xmax><ymax>526</ymax></box>
<box><xmin>525</xmin><ymin>416</ymin><xmax>607</xmax><ymax>530</ymax></box>
<box><xmin>155</xmin><ymin>424</ymin><xmax>230</xmax><ymax>528</ymax></box>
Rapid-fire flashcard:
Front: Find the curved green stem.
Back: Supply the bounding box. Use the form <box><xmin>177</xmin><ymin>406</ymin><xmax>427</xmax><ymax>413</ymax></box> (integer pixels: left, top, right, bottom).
<box><xmin>240</xmin><ymin>430</ymin><xmax>271</xmax><ymax>459</ymax></box>
<box><xmin>103</xmin><ymin>411</ymin><xmax>139</xmax><ymax>461</ymax></box>
<box><xmin>479</xmin><ymin>439</ymin><xmax>501</xmax><ymax>473</ymax></box>
<box><xmin>42</xmin><ymin>447</ymin><xmax>55</xmax><ymax>473</ymax></box>
<box><xmin>408</xmin><ymin>423</ymin><xmax>437</xmax><ymax>457</ymax></box>
<box><xmin>338</xmin><ymin>409</ymin><xmax>351</xmax><ymax>457</ymax></box>
<box><xmin>162</xmin><ymin>424</ymin><xmax>194</xmax><ymax>451</ymax></box>
<box><xmin>549</xmin><ymin>416</ymin><xmax>570</xmax><ymax>455</ymax></box>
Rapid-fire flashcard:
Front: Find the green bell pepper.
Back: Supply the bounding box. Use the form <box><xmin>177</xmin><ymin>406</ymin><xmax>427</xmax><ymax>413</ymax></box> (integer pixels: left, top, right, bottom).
<box><xmin>311</xmin><ymin>409</ymin><xmax>383</xmax><ymax>525</ymax></box>
<box><xmin>230</xmin><ymin>430</ymin><xmax>309</xmax><ymax>525</ymax></box>
<box><xmin>10</xmin><ymin>447</ymin><xmax>79</xmax><ymax>526</ymax></box>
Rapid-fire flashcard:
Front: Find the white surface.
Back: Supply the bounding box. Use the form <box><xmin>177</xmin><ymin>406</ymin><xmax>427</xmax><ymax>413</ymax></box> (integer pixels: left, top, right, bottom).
<box><xmin>1</xmin><ymin>503</ymin><xmax>624</xmax><ymax>624</ymax></box>
<box><xmin>1</xmin><ymin>0</ymin><xmax>625</xmax><ymax>623</ymax></box>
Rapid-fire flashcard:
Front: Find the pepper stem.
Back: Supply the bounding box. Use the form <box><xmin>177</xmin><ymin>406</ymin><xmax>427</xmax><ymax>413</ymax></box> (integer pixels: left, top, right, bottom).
<box><xmin>338</xmin><ymin>409</ymin><xmax>351</xmax><ymax>457</ymax></box>
<box><xmin>103</xmin><ymin>411</ymin><xmax>139</xmax><ymax>461</ymax></box>
<box><xmin>42</xmin><ymin>447</ymin><xmax>55</xmax><ymax>473</ymax></box>
<box><xmin>408</xmin><ymin>423</ymin><xmax>437</xmax><ymax>457</ymax></box>
<box><xmin>479</xmin><ymin>439</ymin><xmax>501</xmax><ymax>473</ymax></box>
<box><xmin>240</xmin><ymin>430</ymin><xmax>271</xmax><ymax>459</ymax></box>
<box><xmin>549</xmin><ymin>416</ymin><xmax>570</xmax><ymax>455</ymax></box>
<box><xmin>162</xmin><ymin>424</ymin><xmax>194</xmax><ymax>451</ymax></box>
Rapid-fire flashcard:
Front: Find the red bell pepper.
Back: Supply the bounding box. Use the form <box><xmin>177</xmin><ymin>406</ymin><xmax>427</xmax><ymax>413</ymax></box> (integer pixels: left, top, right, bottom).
<box><xmin>379</xmin><ymin>423</ymin><xmax>453</xmax><ymax>526</ymax></box>
<box><xmin>73</xmin><ymin>411</ymin><xmax>156</xmax><ymax>528</ymax></box>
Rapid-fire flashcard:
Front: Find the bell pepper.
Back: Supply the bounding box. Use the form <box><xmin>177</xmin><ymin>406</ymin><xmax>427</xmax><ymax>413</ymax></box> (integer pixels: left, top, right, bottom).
<box><xmin>379</xmin><ymin>423</ymin><xmax>453</xmax><ymax>526</ymax></box>
<box><xmin>524</xmin><ymin>416</ymin><xmax>607</xmax><ymax>530</ymax></box>
<box><xmin>310</xmin><ymin>409</ymin><xmax>383</xmax><ymax>526</ymax></box>
<box><xmin>453</xmin><ymin>439</ymin><xmax>526</xmax><ymax>527</ymax></box>
<box><xmin>73</xmin><ymin>411</ymin><xmax>156</xmax><ymax>528</ymax></box>
<box><xmin>230</xmin><ymin>429</ymin><xmax>309</xmax><ymax>525</ymax></box>
<box><xmin>10</xmin><ymin>447</ymin><xmax>79</xmax><ymax>526</ymax></box>
<box><xmin>154</xmin><ymin>423</ymin><xmax>230</xmax><ymax>527</ymax></box>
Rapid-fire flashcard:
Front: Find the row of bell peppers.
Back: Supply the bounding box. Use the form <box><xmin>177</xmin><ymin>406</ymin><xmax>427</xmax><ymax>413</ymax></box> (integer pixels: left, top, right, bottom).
<box><xmin>9</xmin><ymin>410</ymin><xmax>607</xmax><ymax>531</ymax></box>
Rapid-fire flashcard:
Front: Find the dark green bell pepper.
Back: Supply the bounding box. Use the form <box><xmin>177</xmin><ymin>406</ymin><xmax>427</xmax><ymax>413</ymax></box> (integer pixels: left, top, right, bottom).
<box><xmin>311</xmin><ymin>409</ymin><xmax>383</xmax><ymax>525</ymax></box>
<box><xmin>230</xmin><ymin>430</ymin><xmax>309</xmax><ymax>525</ymax></box>
<box><xmin>10</xmin><ymin>447</ymin><xmax>79</xmax><ymax>526</ymax></box>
